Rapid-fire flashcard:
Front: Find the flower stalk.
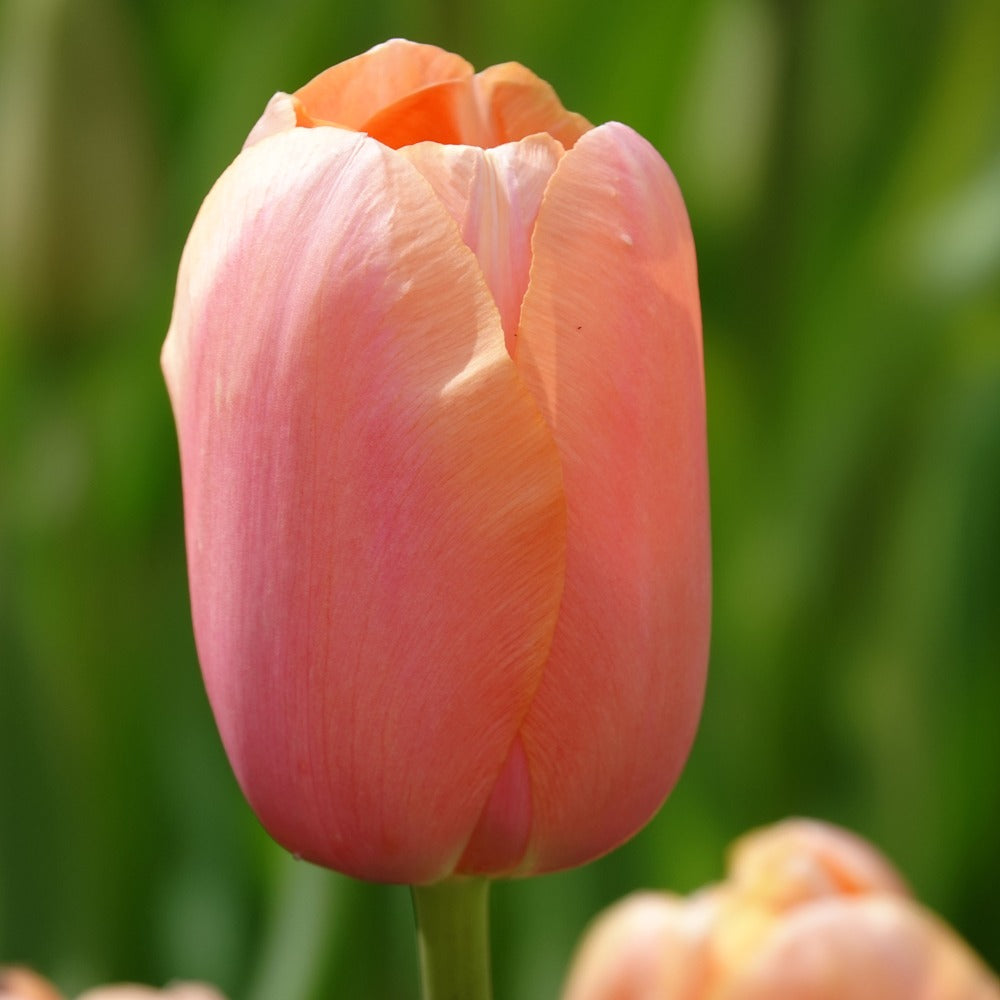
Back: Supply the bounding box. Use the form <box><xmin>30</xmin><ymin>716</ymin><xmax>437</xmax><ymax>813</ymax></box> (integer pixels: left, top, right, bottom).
<box><xmin>411</xmin><ymin>878</ymin><xmax>492</xmax><ymax>1000</ymax></box>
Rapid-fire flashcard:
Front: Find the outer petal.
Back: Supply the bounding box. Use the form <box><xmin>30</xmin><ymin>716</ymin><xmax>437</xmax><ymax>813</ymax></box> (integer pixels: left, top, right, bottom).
<box><xmin>514</xmin><ymin>122</ymin><xmax>710</xmax><ymax>873</ymax></box>
<box><xmin>244</xmin><ymin>92</ymin><xmax>315</xmax><ymax>149</ymax></box>
<box><xmin>162</xmin><ymin>126</ymin><xmax>566</xmax><ymax>883</ymax></box>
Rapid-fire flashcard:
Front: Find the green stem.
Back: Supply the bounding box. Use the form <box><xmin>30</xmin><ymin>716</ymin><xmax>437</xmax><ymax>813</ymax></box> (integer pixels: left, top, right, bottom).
<box><xmin>411</xmin><ymin>878</ymin><xmax>492</xmax><ymax>1000</ymax></box>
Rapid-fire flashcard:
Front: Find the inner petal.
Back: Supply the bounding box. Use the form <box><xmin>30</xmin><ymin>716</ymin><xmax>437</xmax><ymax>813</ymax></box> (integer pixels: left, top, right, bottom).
<box><xmin>456</xmin><ymin>736</ymin><xmax>532</xmax><ymax>875</ymax></box>
<box><xmin>399</xmin><ymin>135</ymin><xmax>564</xmax><ymax>353</ymax></box>
<box><xmin>474</xmin><ymin>62</ymin><xmax>592</xmax><ymax>149</ymax></box>
<box><xmin>361</xmin><ymin>80</ymin><xmax>494</xmax><ymax>149</ymax></box>
<box><xmin>294</xmin><ymin>39</ymin><xmax>474</xmax><ymax>130</ymax></box>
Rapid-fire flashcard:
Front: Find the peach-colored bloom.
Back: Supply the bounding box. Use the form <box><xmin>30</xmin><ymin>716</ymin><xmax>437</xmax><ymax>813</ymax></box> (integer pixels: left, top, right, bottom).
<box><xmin>562</xmin><ymin>819</ymin><xmax>999</xmax><ymax>1000</ymax></box>
<box><xmin>0</xmin><ymin>970</ymin><xmax>226</xmax><ymax>1000</ymax></box>
<box><xmin>163</xmin><ymin>39</ymin><xmax>709</xmax><ymax>884</ymax></box>
<box><xmin>0</xmin><ymin>967</ymin><xmax>63</xmax><ymax>1000</ymax></box>
<box><xmin>75</xmin><ymin>984</ymin><xmax>226</xmax><ymax>1000</ymax></box>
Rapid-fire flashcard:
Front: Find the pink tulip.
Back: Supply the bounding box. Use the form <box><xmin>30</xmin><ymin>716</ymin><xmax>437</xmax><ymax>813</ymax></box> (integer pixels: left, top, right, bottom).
<box><xmin>163</xmin><ymin>39</ymin><xmax>709</xmax><ymax>884</ymax></box>
<box><xmin>562</xmin><ymin>819</ymin><xmax>1000</xmax><ymax>1000</ymax></box>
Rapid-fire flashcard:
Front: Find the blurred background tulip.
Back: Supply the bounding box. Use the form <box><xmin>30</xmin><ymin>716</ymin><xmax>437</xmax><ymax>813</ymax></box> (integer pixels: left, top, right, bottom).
<box><xmin>0</xmin><ymin>967</ymin><xmax>64</xmax><ymax>1000</ymax></box>
<box><xmin>75</xmin><ymin>983</ymin><xmax>227</xmax><ymax>1000</ymax></box>
<box><xmin>1</xmin><ymin>0</ymin><xmax>998</xmax><ymax>998</ymax></box>
<box><xmin>0</xmin><ymin>969</ymin><xmax>226</xmax><ymax>1000</ymax></box>
<box><xmin>562</xmin><ymin>820</ymin><xmax>1000</xmax><ymax>1000</ymax></box>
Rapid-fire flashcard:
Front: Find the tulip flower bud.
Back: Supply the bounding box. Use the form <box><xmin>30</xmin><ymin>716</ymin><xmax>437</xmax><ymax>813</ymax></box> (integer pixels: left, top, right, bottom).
<box><xmin>163</xmin><ymin>39</ymin><xmax>710</xmax><ymax>884</ymax></box>
<box><xmin>562</xmin><ymin>819</ymin><xmax>1000</xmax><ymax>1000</ymax></box>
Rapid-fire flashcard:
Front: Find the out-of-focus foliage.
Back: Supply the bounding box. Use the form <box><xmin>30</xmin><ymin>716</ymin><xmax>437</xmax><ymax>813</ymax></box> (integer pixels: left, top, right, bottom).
<box><xmin>1</xmin><ymin>0</ymin><xmax>997</xmax><ymax>997</ymax></box>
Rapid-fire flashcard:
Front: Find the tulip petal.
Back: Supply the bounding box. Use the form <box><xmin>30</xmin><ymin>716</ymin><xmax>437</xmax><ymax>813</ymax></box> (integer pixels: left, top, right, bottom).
<box><xmin>728</xmin><ymin>818</ymin><xmax>910</xmax><ymax>906</ymax></box>
<box><xmin>251</xmin><ymin>45</ymin><xmax>591</xmax><ymax>155</ymax></box>
<box><xmin>293</xmin><ymin>39</ymin><xmax>473</xmax><ymax>131</ymax></box>
<box><xmin>562</xmin><ymin>892</ymin><xmax>718</xmax><ymax>1000</ymax></box>
<box><xmin>398</xmin><ymin>135</ymin><xmax>564</xmax><ymax>349</ymax></box>
<box><xmin>244</xmin><ymin>93</ymin><xmax>302</xmax><ymax>149</ymax></box>
<box><xmin>728</xmin><ymin>897</ymin><xmax>1000</xmax><ymax>1000</ymax></box>
<box><xmin>475</xmin><ymin>63</ymin><xmax>592</xmax><ymax>149</ymax></box>
<box><xmin>162</xmin><ymin>126</ymin><xmax>566</xmax><ymax>883</ymax></box>
<box><xmin>514</xmin><ymin>122</ymin><xmax>710</xmax><ymax>873</ymax></box>
<box><xmin>0</xmin><ymin>967</ymin><xmax>64</xmax><ymax>1000</ymax></box>
<box><xmin>244</xmin><ymin>91</ymin><xmax>339</xmax><ymax>151</ymax></box>
<box><xmin>456</xmin><ymin>736</ymin><xmax>532</xmax><ymax>874</ymax></box>
<box><xmin>360</xmin><ymin>80</ymin><xmax>493</xmax><ymax>149</ymax></box>
<box><xmin>77</xmin><ymin>986</ymin><xmax>226</xmax><ymax>1000</ymax></box>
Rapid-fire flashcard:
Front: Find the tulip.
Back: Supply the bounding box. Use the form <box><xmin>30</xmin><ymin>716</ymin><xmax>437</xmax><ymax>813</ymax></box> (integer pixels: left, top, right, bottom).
<box><xmin>75</xmin><ymin>985</ymin><xmax>226</xmax><ymax>1000</ymax></box>
<box><xmin>163</xmin><ymin>38</ymin><xmax>709</xmax><ymax>887</ymax></box>
<box><xmin>562</xmin><ymin>819</ymin><xmax>1000</xmax><ymax>1000</ymax></box>
<box><xmin>0</xmin><ymin>970</ymin><xmax>226</xmax><ymax>1000</ymax></box>
<box><xmin>0</xmin><ymin>967</ymin><xmax>63</xmax><ymax>1000</ymax></box>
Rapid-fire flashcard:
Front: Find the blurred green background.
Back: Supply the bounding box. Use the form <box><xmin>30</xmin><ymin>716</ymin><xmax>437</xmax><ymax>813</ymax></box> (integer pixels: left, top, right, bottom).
<box><xmin>2</xmin><ymin>0</ymin><xmax>998</xmax><ymax>996</ymax></box>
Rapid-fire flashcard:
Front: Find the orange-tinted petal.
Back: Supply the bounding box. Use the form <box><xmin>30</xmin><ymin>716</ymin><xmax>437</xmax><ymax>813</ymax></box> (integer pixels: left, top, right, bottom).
<box><xmin>360</xmin><ymin>79</ymin><xmax>492</xmax><ymax>149</ymax></box>
<box><xmin>398</xmin><ymin>135</ymin><xmax>564</xmax><ymax>349</ymax></box>
<box><xmin>76</xmin><ymin>986</ymin><xmax>226</xmax><ymax>1000</ymax></box>
<box><xmin>727</xmin><ymin>818</ymin><xmax>910</xmax><ymax>908</ymax></box>
<box><xmin>0</xmin><ymin>967</ymin><xmax>64</xmax><ymax>1000</ymax></box>
<box><xmin>562</xmin><ymin>891</ymin><xmax>720</xmax><ymax>1000</ymax></box>
<box><xmin>726</xmin><ymin>897</ymin><xmax>1000</xmax><ymax>1000</ymax></box>
<box><xmin>162</xmin><ymin>126</ymin><xmax>566</xmax><ymax>883</ymax></box>
<box><xmin>475</xmin><ymin>62</ymin><xmax>591</xmax><ymax>149</ymax></box>
<box><xmin>252</xmin><ymin>45</ymin><xmax>590</xmax><ymax>153</ymax></box>
<box><xmin>514</xmin><ymin>122</ymin><xmax>710</xmax><ymax>873</ymax></box>
<box><xmin>293</xmin><ymin>38</ymin><xmax>472</xmax><ymax>131</ymax></box>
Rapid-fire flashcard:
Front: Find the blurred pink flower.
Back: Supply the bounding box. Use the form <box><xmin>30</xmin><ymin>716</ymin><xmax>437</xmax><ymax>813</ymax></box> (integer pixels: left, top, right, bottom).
<box><xmin>562</xmin><ymin>819</ymin><xmax>999</xmax><ymax>1000</ymax></box>
<box><xmin>0</xmin><ymin>967</ymin><xmax>63</xmax><ymax>1000</ymax></box>
<box><xmin>0</xmin><ymin>971</ymin><xmax>226</xmax><ymax>1000</ymax></box>
<box><xmin>75</xmin><ymin>984</ymin><xmax>226</xmax><ymax>1000</ymax></box>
